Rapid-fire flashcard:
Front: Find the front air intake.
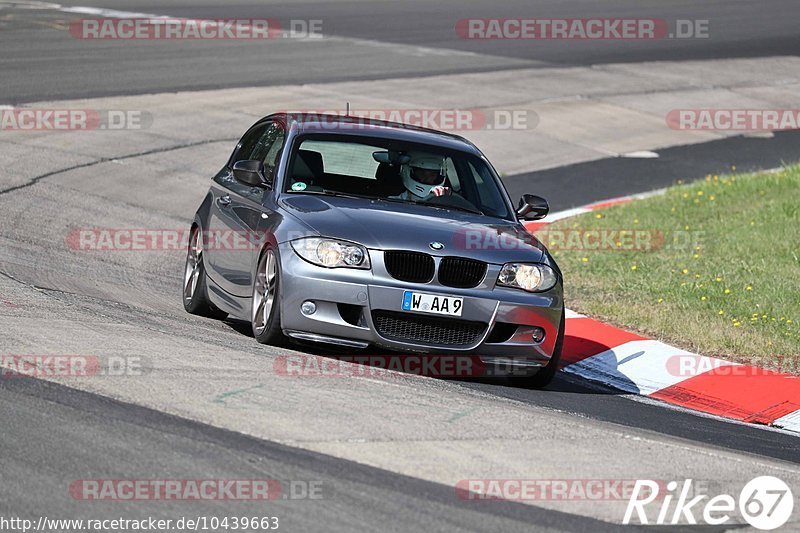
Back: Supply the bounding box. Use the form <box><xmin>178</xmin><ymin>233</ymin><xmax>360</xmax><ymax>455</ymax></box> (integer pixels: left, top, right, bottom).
<box><xmin>384</xmin><ymin>251</ymin><xmax>435</xmax><ymax>283</ymax></box>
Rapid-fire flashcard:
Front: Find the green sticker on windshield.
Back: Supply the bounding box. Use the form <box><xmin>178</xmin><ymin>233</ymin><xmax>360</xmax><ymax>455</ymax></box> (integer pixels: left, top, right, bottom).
<box><xmin>291</xmin><ymin>182</ymin><xmax>307</xmax><ymax>191</ymax></box>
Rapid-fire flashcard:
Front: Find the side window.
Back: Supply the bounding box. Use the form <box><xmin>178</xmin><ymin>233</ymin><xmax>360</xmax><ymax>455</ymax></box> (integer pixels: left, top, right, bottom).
<box><xmin>220</xmin><ymin>122</ymin><xmax>285</xmax><ymax>202</ymax></box>
<box><xmin>249</xmin><ymin>124</ymin><xmax>285</xmax><ymax>182</ymax></box>
<box><xmin>444</xmin><ymin>157</ymin><xmax>460</xmax><ymax>191</ymax></box>
<box><xmin>234</xmin><ymin>124</ymin><xmax>269</xmax><ymax>163</ymax></box>
<box><xmin>467</xmin><ymin>162</ymin><xmax>504</xmax><ymax>217</ymax></box>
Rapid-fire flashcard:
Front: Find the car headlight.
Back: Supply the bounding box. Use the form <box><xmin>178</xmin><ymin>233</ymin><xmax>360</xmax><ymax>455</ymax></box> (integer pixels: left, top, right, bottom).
<box><xmin>497</xmin><ymin>263</ymin><xmax>557</xmax><ymax>292</ymax></box>
<box><xmin>290</xmin><ymin>238</ymin><xmax>371</xmax><ymax>269</ymax></box>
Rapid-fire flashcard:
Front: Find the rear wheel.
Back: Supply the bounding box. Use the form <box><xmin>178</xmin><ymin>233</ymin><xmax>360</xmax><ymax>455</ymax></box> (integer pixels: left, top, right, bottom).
<box><xmin>510</xmin><ymin>308</ymin><xmax>565</xmax><ymax>389</ymax></box>
<box><xmin>251</xmin><ymin>248</ymin><xmax>285</xmax><ymax>345</ymax></box>
<box><xmin>182</xmin><ymin>225</ymin><xmax>227</xmax><ymax>319</ymax></box>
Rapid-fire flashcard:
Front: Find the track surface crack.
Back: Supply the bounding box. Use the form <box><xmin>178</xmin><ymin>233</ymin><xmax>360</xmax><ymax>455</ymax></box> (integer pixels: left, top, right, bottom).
<box><xmin>0</xmin><ymin>137</ymin><xmax>234</xmax><ymax>196</ymax></box>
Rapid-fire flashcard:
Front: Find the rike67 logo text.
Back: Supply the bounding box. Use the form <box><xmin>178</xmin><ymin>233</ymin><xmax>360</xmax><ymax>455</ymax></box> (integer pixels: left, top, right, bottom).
<box><xmin>624</xmin><ymin>476</ymin><xmax>793</xmax><ymax>530</ymax></box>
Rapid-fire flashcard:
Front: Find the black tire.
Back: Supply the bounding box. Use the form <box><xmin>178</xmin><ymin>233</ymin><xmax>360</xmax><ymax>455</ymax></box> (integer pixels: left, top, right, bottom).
<box><xmin>510</xmin><ymin>308</ymin><xmax>565</xmax><ymax>389</ymax></box>
<box><xmin>251</xmin><ymin>247</ymin><xmax>286</xmax><ymax>345</ymax></box>
<box><xmin>182</xmin><ymin>225</ymin><xmax>228</xmax><ymax>319</ymax></box>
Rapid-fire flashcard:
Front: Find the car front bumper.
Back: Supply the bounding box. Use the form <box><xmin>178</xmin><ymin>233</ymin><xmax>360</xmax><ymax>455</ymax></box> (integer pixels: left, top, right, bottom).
<box><xmin>277</xmin><ymin>243</ymin><xmax>564</xmax><ymax>373</ymax></box>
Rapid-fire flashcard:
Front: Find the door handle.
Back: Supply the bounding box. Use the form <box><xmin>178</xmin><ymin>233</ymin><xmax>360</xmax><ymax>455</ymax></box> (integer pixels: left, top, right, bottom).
<box><xmin>217</xmin><ymin>195</ymin><xmax>232</xmax><ymax>207</ymax></box>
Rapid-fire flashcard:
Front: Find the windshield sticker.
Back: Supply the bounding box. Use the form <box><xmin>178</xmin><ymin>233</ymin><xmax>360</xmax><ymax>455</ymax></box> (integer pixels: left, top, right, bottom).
<box><xmin>291</xmin><ymin>182</ymin><xmax>308</xmax><ymax>191</ymax></box>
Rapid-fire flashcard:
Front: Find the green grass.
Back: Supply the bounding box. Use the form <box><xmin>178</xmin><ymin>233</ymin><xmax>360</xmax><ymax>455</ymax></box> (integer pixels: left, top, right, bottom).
<box><xmin>547</xmin><ymin>164</ymin><xmax>800</xmax><ymax>371</ymax></box>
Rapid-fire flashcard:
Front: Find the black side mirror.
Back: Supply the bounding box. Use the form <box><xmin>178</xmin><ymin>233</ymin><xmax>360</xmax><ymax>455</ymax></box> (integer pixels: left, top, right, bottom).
<box><xmin>517</xmin><ymin>194</ymin><xmax>549</xmax><ymax>220</ymax></box>
<box><xmin>232</xmin><ymin>160</ymin><xmax>268</xmax><ymax>187</ymax></box>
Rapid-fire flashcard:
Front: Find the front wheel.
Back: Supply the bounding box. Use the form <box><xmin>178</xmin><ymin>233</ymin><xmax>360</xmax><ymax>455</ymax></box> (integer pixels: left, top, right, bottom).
<box><xmin>510</xmin><ymin>308</ymin><xmax>565</xmax><ymax>389</ymax></box>
<box><xmin>251</xmin><ymin>248</ymin><xmax>286</xmax><ymax>345</ymax></box>
<box><xmin>183</xmin><ymin>225</ymin><xmax>227</xmax><ymax>319</ymax></box>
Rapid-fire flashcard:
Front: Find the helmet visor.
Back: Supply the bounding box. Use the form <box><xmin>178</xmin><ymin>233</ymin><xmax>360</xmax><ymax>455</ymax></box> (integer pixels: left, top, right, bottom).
<box><xmin>411</xmin><ymin>166</ymin><xmax>442</xmax><ymax>185</ymax></box>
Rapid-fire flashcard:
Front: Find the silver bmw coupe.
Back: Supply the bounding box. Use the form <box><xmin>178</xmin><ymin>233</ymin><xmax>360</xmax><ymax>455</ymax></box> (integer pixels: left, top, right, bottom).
<box><xmin>184</xmin><ymin>113</ymin><xmax>564</xmax><ymax>387</ymax></box>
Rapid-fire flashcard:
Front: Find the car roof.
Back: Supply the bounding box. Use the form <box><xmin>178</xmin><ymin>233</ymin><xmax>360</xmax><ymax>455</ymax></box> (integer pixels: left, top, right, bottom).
<box><xmin>263</xmin><ymin>112</ymin><xmax>483</xmax><ymax>155</ymax></box>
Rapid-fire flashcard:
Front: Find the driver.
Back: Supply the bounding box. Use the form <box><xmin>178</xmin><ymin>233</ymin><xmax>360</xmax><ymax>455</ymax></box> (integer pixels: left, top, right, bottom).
<box><xmin>392</xmin><ymin>153</ymin><xmax>451</xmax><ymax>201</ymax></box>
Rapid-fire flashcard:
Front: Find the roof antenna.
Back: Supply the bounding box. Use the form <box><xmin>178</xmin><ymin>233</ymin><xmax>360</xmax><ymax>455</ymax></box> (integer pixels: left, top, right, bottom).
<box><xmin>346</xmin><ymin>102</ymin><xmax>351</xmax><ymax>116</ymax></box>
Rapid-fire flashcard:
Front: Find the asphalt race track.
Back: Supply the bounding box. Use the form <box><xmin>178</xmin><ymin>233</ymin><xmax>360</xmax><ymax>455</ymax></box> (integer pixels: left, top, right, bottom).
<box><xmin>1</xmin><ymin>0</ymin><xmax>799</xmax><ymax>102</ymax></box>
<box><xmin>1</xmin><ymin>1</ymin><xmax>800</xmax><ymax>531</ymax></box>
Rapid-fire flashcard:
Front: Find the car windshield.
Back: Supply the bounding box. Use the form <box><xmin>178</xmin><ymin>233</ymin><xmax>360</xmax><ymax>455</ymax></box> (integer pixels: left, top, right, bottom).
<box><xmin>283</xmin><ymin>134</ymin><xmax>513</xmax><ymax>219</ymax></box>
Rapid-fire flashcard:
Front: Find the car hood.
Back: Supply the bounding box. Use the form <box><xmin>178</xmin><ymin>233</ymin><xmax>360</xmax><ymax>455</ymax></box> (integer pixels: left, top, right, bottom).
<box><xmin>279</xmin><ymin>194</ymin><xmax>545</xmax><ymax>264</ymax></box>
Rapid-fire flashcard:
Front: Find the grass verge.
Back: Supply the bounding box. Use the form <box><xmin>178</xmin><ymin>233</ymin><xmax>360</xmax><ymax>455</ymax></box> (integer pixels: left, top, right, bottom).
<box><xmin>544</xmin><ymin>164</ymin><xmax>800</xmax><ymax>371</ymax></box>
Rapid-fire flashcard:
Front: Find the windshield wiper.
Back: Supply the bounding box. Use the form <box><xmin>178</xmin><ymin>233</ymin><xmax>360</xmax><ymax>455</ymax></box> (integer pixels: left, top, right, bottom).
<box><xmin>423</xmin><ymin>203</ymin><xmax>484</xmax><ymax>216</ymax></box>
<box><xmin>378</xmin><ymin>197</ymin><xmax>485</xmax><ymax>216</ymax></box>
<box><xmin>298</xmin><ymin>192</ymin><xmax>486</xmax><ymax>216</ymax></box>
<box><xmin>299</xmin><ymin>190</ymin><xmax>374</xmax><ymax>200</ymax></box>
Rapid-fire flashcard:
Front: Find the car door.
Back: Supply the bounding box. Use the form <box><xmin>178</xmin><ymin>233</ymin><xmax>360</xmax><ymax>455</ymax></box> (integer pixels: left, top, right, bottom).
<box><xmin>206</xmin><ymin>122</ymin><xmax>285</xmax><ymax>297</ymax></box>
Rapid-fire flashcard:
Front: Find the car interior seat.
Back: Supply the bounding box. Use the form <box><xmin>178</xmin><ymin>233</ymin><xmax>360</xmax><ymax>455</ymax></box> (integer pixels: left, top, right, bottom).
<box><xmin>291</xmin><ymin>149</ymin><xmax>325</xmax><ymax>189</ymax></box>
<box><xmin>373</xmin><ymin>162</ymin><xmax>406</xmax><ymax>197</ymax></box>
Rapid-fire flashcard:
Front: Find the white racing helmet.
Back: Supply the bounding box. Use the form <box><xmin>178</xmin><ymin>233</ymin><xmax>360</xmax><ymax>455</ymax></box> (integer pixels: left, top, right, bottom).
<box><xmin>401</xmin><ymin>153</ymin><xmax>446</xmax><ymax>198</ymax></box>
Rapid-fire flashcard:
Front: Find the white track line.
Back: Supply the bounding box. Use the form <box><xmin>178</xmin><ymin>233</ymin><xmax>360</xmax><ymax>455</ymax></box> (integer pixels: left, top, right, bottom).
<box><xmin>7</xmin><ymin>0</ymin><xmax>481</xmax><ymax>57</ymax></box>
<box><xmin>772</xmin><ymin>410</ymin><xmax>800</xmax><ymax>433</ymax></box>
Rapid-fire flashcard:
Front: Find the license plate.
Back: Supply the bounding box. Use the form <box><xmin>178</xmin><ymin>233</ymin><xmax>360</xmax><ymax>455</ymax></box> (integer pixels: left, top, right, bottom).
<box><xmin>401</xmin><ymin>291</ymin><xmax>463</xmax><ymax>317</ymax></box>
